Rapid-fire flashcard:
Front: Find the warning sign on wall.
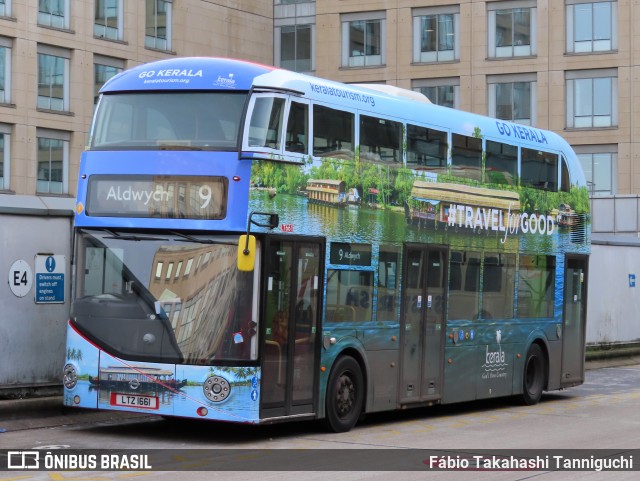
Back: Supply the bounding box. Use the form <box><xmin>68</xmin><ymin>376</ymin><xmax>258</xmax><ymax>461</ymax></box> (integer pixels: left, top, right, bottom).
<box><xmin>35</xmin><ymin>254</ymin><xmax>66</xmax><ymax>304</ymax></box>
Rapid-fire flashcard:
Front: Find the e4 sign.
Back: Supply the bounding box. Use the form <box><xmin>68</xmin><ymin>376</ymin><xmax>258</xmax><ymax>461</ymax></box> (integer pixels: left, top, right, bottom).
<box><xmin>8</xmin><ymin>259</ymin><xmax>33</xmax><ymax>298</ymax></box>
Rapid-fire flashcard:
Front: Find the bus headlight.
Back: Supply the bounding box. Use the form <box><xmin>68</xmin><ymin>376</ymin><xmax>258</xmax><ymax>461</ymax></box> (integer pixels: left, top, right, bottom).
<box><xmin>63</xmin><ymin>364</ymin><xmax>78</xmax><ymax>390</ymax></box>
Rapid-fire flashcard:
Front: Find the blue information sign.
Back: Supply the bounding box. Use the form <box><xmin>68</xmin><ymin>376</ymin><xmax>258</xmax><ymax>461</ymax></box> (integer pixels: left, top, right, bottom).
<box><xmin>35</xmin><ymin>255</ymin><xmax>66</xmax><ymax>304</ymax></box>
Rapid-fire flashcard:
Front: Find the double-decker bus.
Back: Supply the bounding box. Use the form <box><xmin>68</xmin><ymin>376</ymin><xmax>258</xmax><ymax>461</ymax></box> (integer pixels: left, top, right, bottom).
<box><xmin>62</xmin><ymin>57</ymin><xmax>590</xmax><ymax>432</ymax></box>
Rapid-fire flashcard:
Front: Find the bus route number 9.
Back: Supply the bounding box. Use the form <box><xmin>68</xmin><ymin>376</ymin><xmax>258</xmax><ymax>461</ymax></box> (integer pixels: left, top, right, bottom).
<box><xmin>199</xmin><ymin>185</ymin><xmax>212</xmax><ymax>209</ymax></box>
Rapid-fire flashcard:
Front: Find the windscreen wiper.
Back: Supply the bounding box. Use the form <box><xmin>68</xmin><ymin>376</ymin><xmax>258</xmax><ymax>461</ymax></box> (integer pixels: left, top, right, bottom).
<box><xmin>103</xmin><ymin>230</ymin><xmax>169</xmax><ymax>242</ymax></box>
<box><xmin>169</xmin><ymin>231</ymin><xmax>232</xmax><ymax>245</ymax></box>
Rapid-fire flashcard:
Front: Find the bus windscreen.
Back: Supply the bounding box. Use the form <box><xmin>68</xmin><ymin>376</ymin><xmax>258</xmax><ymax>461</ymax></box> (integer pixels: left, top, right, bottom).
<box><xmin>71</xmin><ymin>230</ymin><xmax>257</xmax><ymax>364</ymax></box>
<box><xmin>91</xmin><ymin>91</ymin><xmax>247</xmax><ymax>150</ymax></box>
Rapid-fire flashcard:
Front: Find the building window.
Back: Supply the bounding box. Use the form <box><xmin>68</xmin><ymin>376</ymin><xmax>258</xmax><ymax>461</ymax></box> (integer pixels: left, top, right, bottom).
<box><xmin>38</xmin><ymin>0</ymin><xmax>69</xmax><ymax>29</ymax></box>
<box><xmin>37</xmin><ymin>45</ymin><xmax>70</xmax><ymax>112</ymax></box>
<box><xmin>566</xmin><ymin>69</ymin><xmax>617</xmax><ymax>128</ymax></box>
<box><xmin>145</xmin><ymin>0</ymin><xmax>172</xmax><ymax>50</ymax></box>
<box><xmin>575</xmin><ymin>146</ymin><xmax>617</xmax><ymax>195</ymax></box>
<box><xmin>277</xmin><ymin>24</ymin><xmax>313</xmax><ymax>72</ymax></box>
<box><xmin>0</xmin><ymin>124</ymin><xmax>10</xmax><ymax>190</ymax></box>
<box><xmin>413</xmin><ymin>78</ymin><xmax>459</xmax><ymax>109</ymax></box>
<box><xmin>488</xmin><ymin>1</ymin><xmax>537</xmax><ymax>58</ymax></box>
<box><xmin>94</xmin><ymin>56</ymin><xmax>123</xmax><ymax>104</ymax></box>
<box><xmin>488</xmin><ymin>74</ymin><xmax>536</xmax><ymax>125</ymax></box>
<box><xmin>567</xmin><ymin>1</ymin><xmax>617</xmax><ymax>53</ymax></box>
<box><xmin>413</xmin><ymin>6</ymin><xmax>459</xmax><ymax>63</ymax></box>
<box><xmin>36</xmin><ymin>129</ymin><xmax>69</xmax><ymax>195</ymax></box>
<box><xmin>0</xmin><ymin>37</ymin><xmax>11</xmax><ymax>104</ymax></box>
<box><xmin>95</xmin><ymin>0</ymin><xmax>123</xmax><ymax>40</ymax></box>
<box><xmin>341</xmin><ymin>12</ymin><xmax>385</xmax><ymax>68</ymax></box>
<box><xmin>0</xmin><ymin>0</ymin><xmax>11</xmax><ymax>17</ymax></box>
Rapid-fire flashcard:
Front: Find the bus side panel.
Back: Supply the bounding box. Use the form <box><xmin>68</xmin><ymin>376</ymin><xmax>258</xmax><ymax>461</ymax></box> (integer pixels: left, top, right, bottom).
<box><xmin>442</xmin><ymin>344</ymin><xmax>478</xmax><ymax>404</ymax></box>
<box><xmin>367</xmin><ymin>349</ymin><xmax>399</xmax><ymax>412</ymax></box>
<box><xmin>63</xmin><ymin>322</ymin><xmax>100</xmax><ymax>409</ymax></box>
<box><xmin>175</xmin><ymin>365</ymin><xmax>261</xmax><ymax>423</ymax></box>
<box><xmin>361</xmin><ymin>323</ymin><xmax>400</xmax><ymax>413</ymax></box>
<box><xmin>544</xmin><ymin>339</ymin><xmax>563</xmax><ymax>391</ymax></box>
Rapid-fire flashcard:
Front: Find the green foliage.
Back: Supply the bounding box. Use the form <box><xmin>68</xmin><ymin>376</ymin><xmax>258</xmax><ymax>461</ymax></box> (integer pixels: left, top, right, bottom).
<box><xmin>252</xmin><ymin>160</ymin><xmax>308</xmax><ymax>194</ymax></box>
<box><xmin>520</xmin><ymin>185</ymin><xmax>591</xmax><ymax>214</ymax></box>
<box><xmin>250</xmin><ymin>156</ymin><xmax>591</xmax><ymax>215</ymax></box>
<box><xmin>394</xmin><ymin>168</ymin><xmax>415</xmax><ymax>206</ymax></box>
<box><xmin>210</xmin><ymin>366</ymin><xmax>259</xmax><ymax>385</ymax></box>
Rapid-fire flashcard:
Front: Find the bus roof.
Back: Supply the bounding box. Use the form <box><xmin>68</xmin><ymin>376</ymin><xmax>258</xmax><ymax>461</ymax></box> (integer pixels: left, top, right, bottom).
<box><xmin>252</xmin><ymin>68</ymin><xmax>573</xmax><ymax>156</ymax></box>
<box><xmin>100</xmin><ymin>57</ymin><xmax>275</xmax><ymax>93</ymax></box>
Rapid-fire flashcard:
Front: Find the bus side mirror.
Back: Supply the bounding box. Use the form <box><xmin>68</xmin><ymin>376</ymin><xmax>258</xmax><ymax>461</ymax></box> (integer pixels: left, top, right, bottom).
<box><xmin>237</xmin><ymin>234</ymin><xmax>256</xmax><ymax>272</ymax></box>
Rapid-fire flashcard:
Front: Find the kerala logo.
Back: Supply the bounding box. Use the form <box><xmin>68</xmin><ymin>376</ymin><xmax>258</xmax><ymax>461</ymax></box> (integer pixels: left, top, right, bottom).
<box><xmin>482</xmin><ymin>330</ymin><xmax>508</xmax><ymax>379</ymax></box>
<box><xmin>215</xmin><ymin>73</ymin><xmax>236</xmax><ymax>89</ymax></box>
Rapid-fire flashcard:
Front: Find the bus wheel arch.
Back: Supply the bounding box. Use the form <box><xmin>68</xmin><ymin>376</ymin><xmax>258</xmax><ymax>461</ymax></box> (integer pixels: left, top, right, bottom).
<box><xmin>323</xmin><ymin>351</ymin><xmax>367</xmax><ymax>432</ymax></box>
<box><xmin>520</xmin><ymin>341</ymin><xmax>548</xmax><ymax>405</ymax></box>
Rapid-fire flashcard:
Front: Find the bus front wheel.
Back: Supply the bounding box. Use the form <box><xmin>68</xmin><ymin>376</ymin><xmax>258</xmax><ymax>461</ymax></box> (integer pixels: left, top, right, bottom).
<box><xmin>521</xmin><ymin>343</ymin><xmax>546</xmax><ymax>405</ymax></box>
<box><xmin>324</xmin><ymin>356</ymin><xmax>364</xmax><ymax>433</ymax></box>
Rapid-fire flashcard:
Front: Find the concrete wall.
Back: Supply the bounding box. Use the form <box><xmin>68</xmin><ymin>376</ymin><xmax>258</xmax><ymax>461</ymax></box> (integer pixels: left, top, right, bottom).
<box><xmin>0</xmin><ymin>198</ymin><xmax>74</xmax><ymax>393</ymax></box>
<box><xmin>587</xmin><ymin>239</ymin><xmax>640</xmax><ymax>345</ymax></box>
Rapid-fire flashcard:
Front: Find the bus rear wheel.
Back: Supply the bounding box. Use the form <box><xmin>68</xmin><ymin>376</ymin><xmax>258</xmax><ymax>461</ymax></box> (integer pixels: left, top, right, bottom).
<box><xmin>521</xmin><ymin>343</ymin><xmax>546</xmax><ymax>405</ymax></box>
<box><xmin>324</xmin><ymin>356</ymin><xmax>364</xmax><ymax>433</ymax></box>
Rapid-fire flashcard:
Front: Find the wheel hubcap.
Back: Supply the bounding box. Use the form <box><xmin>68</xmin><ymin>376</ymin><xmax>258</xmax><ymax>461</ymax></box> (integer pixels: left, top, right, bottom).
<box><xmin>336</xmin><ymin>372</ymin><xmax>355</xmax><ymax>417</ymax></box>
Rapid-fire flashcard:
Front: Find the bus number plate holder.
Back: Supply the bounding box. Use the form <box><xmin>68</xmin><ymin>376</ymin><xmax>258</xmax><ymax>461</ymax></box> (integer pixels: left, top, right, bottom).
<box><xmin>110</xmin><ymin>392</ymin><xmax>159</xmax><ymax>409</ymax></box>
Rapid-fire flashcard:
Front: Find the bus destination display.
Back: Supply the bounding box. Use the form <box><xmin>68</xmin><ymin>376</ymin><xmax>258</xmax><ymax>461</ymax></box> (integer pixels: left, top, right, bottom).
<box><xmin>86</xmin><ymin>175</ymin><xmax>228</xmax><ymax>219</ymax></box>
<box><xmin>329</xmin><ymin>242</ymin><xmax>372</xmax><ymax>266</ymax></box>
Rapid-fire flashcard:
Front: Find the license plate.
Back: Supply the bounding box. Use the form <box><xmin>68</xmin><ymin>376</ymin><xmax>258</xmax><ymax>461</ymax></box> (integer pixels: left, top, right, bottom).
<box><xmin>110</xmin><ymin>392</ymin><xmax>159</xmax><ymax>410</ymax></box>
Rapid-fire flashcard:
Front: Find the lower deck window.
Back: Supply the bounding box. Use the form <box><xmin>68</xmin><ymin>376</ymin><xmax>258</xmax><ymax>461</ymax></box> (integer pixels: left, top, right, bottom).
<box><xmin>325</xmin><ymin>269</ymin><xmax>373</xmax><ymax>322</ymax></box>
<box><xmin>517</xmin><ymin>255</ymin><xmax>556</xmax><ymax>318</ymax></box>
<box><xmin>448</xmin><ymin>251</ymin><xmax>481</xmax><ymax>320</ymax></box>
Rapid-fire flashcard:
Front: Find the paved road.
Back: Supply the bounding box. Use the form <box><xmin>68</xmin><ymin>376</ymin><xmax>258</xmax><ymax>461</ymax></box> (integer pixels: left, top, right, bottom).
<box><xmin>1</xmin><ymin>363</ymin><xmax>639</xmax><ymax>480</ymax></box>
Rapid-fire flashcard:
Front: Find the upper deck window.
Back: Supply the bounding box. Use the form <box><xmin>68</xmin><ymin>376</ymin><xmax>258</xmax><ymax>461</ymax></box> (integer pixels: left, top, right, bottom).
<box><xmin>90</xmin><ymin>91</ymin><xmax>247</xmax><ymax>150</ymax></box>
<box><xmin>359</xmin><ymin>114</ymin><xmax>402</xmax><ymax>163</ymax></box>
<box><xmin>313</xmin><ymin>105</ymin><xmax>354</xmax><ymax>159</ymax></box>
<box><xmin>406</xmin><ymin>124</ymin><xmax>447</xmax><ymax>173</ymax></box>
<box><xmin>248</xmin><ymin>96</ymin><xmax>285</xmax><ymax>150</ymax></box>
<box><xmin>521</xmin><ymin>147</ymin><xmax>558</xmax><ymax>191</ymax></box>
<box><xmin>451</xmin><ymin>133</ymin><xmax>482</xmax><ymax>182</ymax></box>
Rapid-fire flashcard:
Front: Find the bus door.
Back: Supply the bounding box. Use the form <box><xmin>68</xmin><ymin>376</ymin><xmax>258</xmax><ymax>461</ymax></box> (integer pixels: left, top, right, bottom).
<box><xmin>399</xmin><ymin>245</ymin><xmax>447</xmax><ymax>403</ymax></box>
<box><xmin>561</xmin><ymin>255</ymin><xmax>588</xmax><ymax>386</ymax></box>
<box><xmin>260</xmin><ymin>236</ymin><xmax>324</xmax><ymax>419</ymax></box>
